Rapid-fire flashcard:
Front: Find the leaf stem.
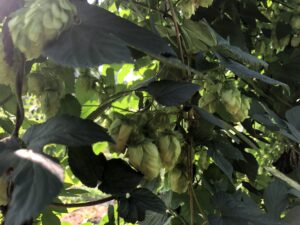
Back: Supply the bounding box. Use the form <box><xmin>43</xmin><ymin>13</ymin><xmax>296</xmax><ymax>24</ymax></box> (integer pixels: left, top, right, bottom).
<box><xmin>87</xmin><ymin>90</ymin><xmax>132</xmax><ymax>120</ymax></box>
<box><xmin>167</xmin><ymin>0</ymin><xmax>185</xmax><ymax>63</ymax></box>
<box><xmin>12</xmin><ymin>55</ymin><xmax>25</xmax><ymax>138</ymax></box>
<box><xmin>51</xmin><ymin>196</ymin><xmax>115</xmax><ymax>208</ymax></box>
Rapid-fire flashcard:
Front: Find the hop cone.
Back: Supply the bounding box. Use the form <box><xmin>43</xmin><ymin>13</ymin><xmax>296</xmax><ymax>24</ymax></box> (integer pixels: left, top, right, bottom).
<box><xmin>8</xmin><ymin>0</ymin><xmax>77</xmax><ymax>59</ymax></box>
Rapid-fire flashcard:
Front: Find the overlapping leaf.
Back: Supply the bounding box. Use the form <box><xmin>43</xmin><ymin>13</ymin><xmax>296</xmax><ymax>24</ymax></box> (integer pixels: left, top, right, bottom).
<box><xmin>68</xmin><ymin>146</ymin><xmax>106</xmax><ymax>187</ymax></box>
<box><xmin>118</xmin><ymin>188</ymin><xmax>166</xmax><ymax>223</ymax></box>
<box><xmin>43</xmin><ymin>0</ymin><xmax>174</xmax><ymax>67</ymax></box>
<box><xmin>22</xmin><ymin>115</ymin><xmax>113</xmax><ymax>151</ymax></box>
<box><xmin>143</xmin><ymin>80</ymin><xmax>200</xmax><ymax>106</ymax></box>
<box><xmin>0</xmin><ymin>150</ymin><xmax>63</xmax><ymax>225</ymax></box>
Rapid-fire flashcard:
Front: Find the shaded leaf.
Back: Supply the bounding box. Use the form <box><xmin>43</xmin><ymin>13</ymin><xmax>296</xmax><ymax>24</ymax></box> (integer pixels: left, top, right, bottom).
<box><xmin>208</xmin><ymin>148</ymin><xmax>233</xmax><ymax>182</ymax></box>
<box><xmin>286</xmin><ymin>106</ymin><xmax>300</xmax><ymax>130</ymax></box>
<box><xmin>22</xmin><ymin>115</ymin><xmax>113</xmax><ymax>151</ymax></box>
<box><xmin>233</xmin><ymin>151</ymin><xmax>258</xmax><ymax>181</ymax></box>
<box><xmin>44</xmin><ymin>25</ymin><xmax>131</xmax><ymax>67</ymax></box>
<box><xmin>44</xmin><ymin>0</ymin><xmax>174</xmax><ymax>67</ymax></box>
<box><xmin>264</xmin><ymin>179</ymin><xmax>289</xmax><ymax>219</ymax></box>
<box><xmin>193</xmin><ymin>106</ymin><xmax>227</xmax><ymax>129</ymax></box>
<box><xmin>182</xmin><ymin>19</ymin><xmax>217</xmax><ymax>48</ymax></box>
<box><xmin>266</xmin><ymin>167</ymin><xmax>300</xmax><ymax>192</ymax></box>
<box><xmin>41</xmin><ymin>209</ymin><xmax>61</xmax><ymax>225</ymax></box>
<box><xmin>0</xmin><ymin>150</ymin><xmax>63</xmax><ymax>225</ymax></box>
<box><xmin>215</xmin><ymin>41</ymin><xmax>268</xmax><ymax>68</ymax></box>
<box><xmin>0</xmin><ymin>116</ymin><xmax>14</xmax><ymax>134</ymax></box>
<box><xmin>0</xmin><ymin>137</ymin><xmax>21</xmax><ymax>154</ymax></box>
<box><xmin>193</xmin><ymin>106</ymin><xmax>257</xmax><ymax>149</ymax></box>
<box><xmin>105</xmin><ymin>205</ymin><xmax>116</xmax><ymax>225</ymax></box>
<box><xmin>68</xmin><ymin>146</ymin><xmax>106</xmax><ymax>187</ymax></box>
<box><xmin>217</xmin><ymin>55</ymin><xmax>288</xmax><ymax>89</ymax></box>
<box><xmin>99</xmin><ymin>159</ymin><xmax>143</xmax><ymax>195</ymax></box>
<box><xmin>0</xmin><ymin>0</ymin><xmax>23</xmax><ymax>21</ymax></box>
<box><xmin>214</xmin><ymin>138</ymin><xmax>245</xmax><ymax>161</ymax></box>
<box><xmin>0</xmin><ymin>85</ymin><xmax>17</xmax><ymax>115</ymax></box>
<box><xmin>57</xmin><ymin>94</ymin><xmax>82</xmax><ymax>117</ymax></box>
<box><xmin>144</xmin><ymin>80</ymin><xmax>200</xmax><ymax>106</ymax></box>
<box><xmin>212</xmin><ymin>192</ymin><xmax>284</xmax><ymax>225</ymax></box>
<box><xmin>283</xmin><ymin>206</ymin><xmax>300</xmax><ymax>225</ymax></box>
<box><xmin>118</xmin><ymin>188</ymin><xmax>166</xmax><ymax>223</ymax></box>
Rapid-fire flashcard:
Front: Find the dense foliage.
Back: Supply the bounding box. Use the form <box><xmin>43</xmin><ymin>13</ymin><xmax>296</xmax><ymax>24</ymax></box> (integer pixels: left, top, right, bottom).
<box><xmin>1</xmin><ymin>0</ymin><xmax>300</xmax><ymax>224</ymax></box>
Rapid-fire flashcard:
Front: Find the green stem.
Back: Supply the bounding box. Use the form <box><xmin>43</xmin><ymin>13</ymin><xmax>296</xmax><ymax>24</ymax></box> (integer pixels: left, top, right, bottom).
<box><xmin>51</xmin><ymin>196</ymin><xmax>115</xmax><ymax>208</ymax></box>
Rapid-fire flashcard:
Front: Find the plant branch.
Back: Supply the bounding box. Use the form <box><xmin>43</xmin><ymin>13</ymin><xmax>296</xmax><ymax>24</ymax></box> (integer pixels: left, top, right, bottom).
<box><xmin>12</xmin><ymin>55</ymin><xmax>25</xmax><ymax>138</ymax></box>
<box><xmin>51</xmin><ymin>196</ymin><xmax>115</xmax><ymax>208</ymax></box>
<box><xmin>187</xmin><ymin>137</ymin><xmax>194</xmax><ymax>225</ymax></box>
<box><xmin>191</xmin><ymin>187</ymin><xmax>208</xmax><ymax>221</ymax></box>
<box><xmin>87</xmin><ymin>90</ymin><xmax>132</xmax><ymax>120</ymax></box>
<box><xmin>167</xmin><ymin>0</ymin><xmax>185</xmax><ymax>63</ymax></box>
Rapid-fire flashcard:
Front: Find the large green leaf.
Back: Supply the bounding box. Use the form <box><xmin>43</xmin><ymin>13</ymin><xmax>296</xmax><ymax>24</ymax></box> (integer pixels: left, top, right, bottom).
<box><xmin>0</xmin><ymin>136</ymin><xmax>22</xmax><ymax>153</ymax></box>
<box><xmin>99</xmin><ymin>159</ymin><xmax>143</xmax><ymax>195</ymax></box>
<box><xmin>286</xmin><ymin>106</ymin><xmax>300</xmax><ymax>130</ymax></box>
<box><xmin>193</xmin><ymin>106</ymin><xmax>257</xmax><ymax>149</ymax></box>
<box><xmin>264</xmin><ymin>179</ymin><xmax>289</xmax><ymax>219</ymax></box>
<box><xmin>215</xmin><ymin>41</ymin><xmax>268</xmax><ymax>68</ymax></box>
<box><xmin>41</xmin><ymin>209</ymin><xmax>61</xmax><ymax>225</ymax></box>
<box><xmin>143</xmin><ymin>80</ymin><xmax>200</xmax><ymax>106</ymax></box>
<box><xmin>266</xmin><ymin>167</ymin><xmax>300</xmax><ymax>192</ymax></box>
<box><xmin>68</xmin><ymin>146</ymin><xmax>106</xmax><ymax>188</ymax></box>
<box><xmin>22</xmin><ymin>115</ymin><xmax>113</xmax><ymax>151</ymax></box>
<box><xmin>217</xmin><ymin>55</ymin><xmax>288</xmax><ymax>89</ymax></box>
<box><xmin>233</xmin><ymin>151</ymin><xmax>259</xmax><ymax>182</ymax></box>
<box><xmin>44</xmin><ymin>25</ymin><xmax>131</xmax><ymax>67</ymax></box>
<box><xmin>0</xmin><ymin>150</ymin><xmax>63</xmax><ymax>225</ymax></box>
<box><xmin>211</xmin><ymin>192</ymin><xmax>284</xmax><ymax>225</ymax></box>
<box><xmin>43</xmin><ymin>0</ymin><xmax>174</xmax><ymax>67</ymax></box>
<box><xmin>0</xmin><ymin>116</ymin><xmax>14</xmax><ymax>134</ymax></box>
<box><xmin>214</xmin><ymin>138</ymin><xmax>245</xmax><ymax>161</ymax></box>
<box><xmin>208</xmin><ymin>148</ymin><xmax>233</xmax><ymax>182</ymax></box>
<box><xmin>118</xmin><ymin>188</ymin><xmax>166</xmax><ymax>223</ymax></box>
<box><xmin>57</xmin><ymin>94</ymin><xmax>82</xmax><ymax>117</ymax></box>
<box><xmin>0</xmin><ymin>85</ymin><xmax>17</xmax><ymax>115</ymax></box>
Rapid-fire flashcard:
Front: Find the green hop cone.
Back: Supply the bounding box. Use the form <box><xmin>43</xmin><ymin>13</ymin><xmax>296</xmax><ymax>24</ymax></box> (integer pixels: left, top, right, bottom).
<box><xmin>28</xmin><ymin>70</ymin><xmax>65</xmax><ymax>117</ymax></box>
<box><xmin>221</xmin><ymin>88</ymin><xmax>242</xmax><ymax>115</ymax></box>
<box><xmin>178</xmin><ymin>0</ymin><xmax>197</xmax><ymax>18</ymax></box>
<box><xmin>128</xmin><ymin>140</ymin><xmax>162</xmax><ymax>180</ymax></box>
<box><xmin>168</xmin><ymin>165</ymin><xmax>188</xmax><ymax>194</ymax></box>
<box><xmin>197</xmin><ymin>0</ymin><xmax>214</xmax><ymax>8</ymax></box>
<box><xmin>291</xmin><ymin>15</ymin><xmax>300</xmax><ymax>30</ymax></box>
<box><xmin>231</xmin><ymin>96</ymin><xmax>251</xmax><ymax>122</ymax></box>
<box><xmin>291</xmin><ymin>35</ymin><xmax>300</xmax><ymax>47</ymax></box>
<box><xmin>151</xmin><ymin>111</ymin><xmax>171</xmax><ymax>130</ymax></box>
<box><xmin>40</xmin><ymin>90</ymin><xmax>61</xmax><ymax>117</ymax></box>
<box><xmin>199</xmin><ymin>80</ymin><xmax>222</xmax><ymax>113</ymax></box>
<box><xmin>199</xmin><ymin>91</ymin><xmax>218</xmax><ymax>113</ymax></box>
<box><xmin>108</xmin><ymin>118</ymin><xmax>134</xmax><ymax>154</ymax></box>
<box><xmin>28</xmin><ymin>69</ymin><xmax>65</xmax><ymax>96</ymax></box>
<box><xmin>8</xmin><ymin>0</ymin><xmax>77</xmax><ymax>59</ymax></box>
<box><xmin>27</xmin><ymin>73</ymin><xmax>45</xmax><ymax>95</ymax></box>
<box><xmin>158</xmin><ymin>133</ymin><xmax>181</xmax><ymax>171</ymax></box>
<box><xmin>76</xmin><ymin>75</ymin><xmax>98</xmax><ymax>93</ymax></box>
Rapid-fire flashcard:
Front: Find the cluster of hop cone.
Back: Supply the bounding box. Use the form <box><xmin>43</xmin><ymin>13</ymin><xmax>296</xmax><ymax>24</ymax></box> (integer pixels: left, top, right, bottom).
<box><xmin>108</xmin><ymin>112</ymin><xmax>190</xmax><ymax>194</ymax></box>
